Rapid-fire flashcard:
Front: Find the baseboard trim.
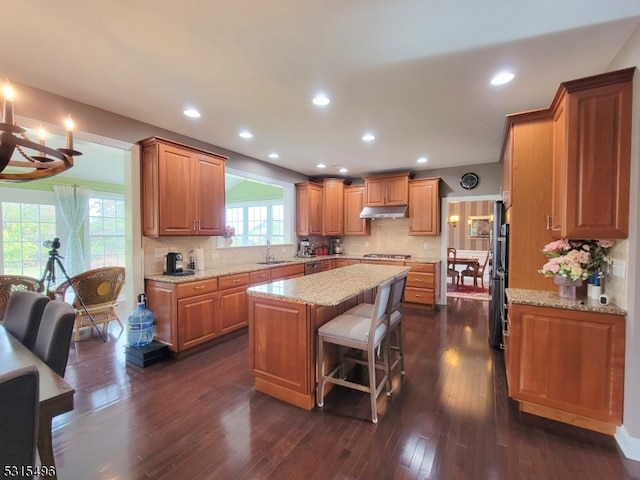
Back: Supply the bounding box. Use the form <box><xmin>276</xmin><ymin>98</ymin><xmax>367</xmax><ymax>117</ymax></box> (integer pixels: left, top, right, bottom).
<box><xmin>615</xmin><ymin>425</ymin><xmax>640</xmax><ymax>461</ymax></box>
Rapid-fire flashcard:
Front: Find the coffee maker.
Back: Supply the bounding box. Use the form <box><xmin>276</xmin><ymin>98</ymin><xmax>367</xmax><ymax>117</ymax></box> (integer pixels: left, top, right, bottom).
<box><xmin>329</xmin><ymin>238</ymin><xmax>343</xmax><ymax>254</ymax></box>
<box><xmin>165</xmin><ymin>252</ymin><xmax>194</xmax><ymax>276</ymax></box>
<box><xmin>298</xmin><ymin>240</ymin><xmax>313</xmax><ymax>257</ymax></box>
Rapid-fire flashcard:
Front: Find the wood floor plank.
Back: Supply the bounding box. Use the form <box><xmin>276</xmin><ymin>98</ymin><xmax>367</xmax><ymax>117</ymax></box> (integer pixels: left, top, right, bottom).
<box><xmin>48</xmin><ymin>298</ymin><xmax>640</xmax><ymax>479</ymax></box>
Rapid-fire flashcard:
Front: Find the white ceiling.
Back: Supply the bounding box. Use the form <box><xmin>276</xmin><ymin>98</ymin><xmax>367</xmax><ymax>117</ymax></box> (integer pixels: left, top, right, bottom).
<box><xmin>2</xmin><ymin>1</ymin><xmax>640</xmax><ymax>180</ymax></box>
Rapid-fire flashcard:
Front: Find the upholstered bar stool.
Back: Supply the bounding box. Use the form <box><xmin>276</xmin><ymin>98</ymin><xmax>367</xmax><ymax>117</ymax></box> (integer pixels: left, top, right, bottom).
<box><xmin>345</xmin><ymin>272</ymin><xmax>409</xmax><ymax>378</ymax></box>
<box><xmin>316</xmin><ymin>278</ymin><xmax>393</xmax><ymax>424</ymax></box>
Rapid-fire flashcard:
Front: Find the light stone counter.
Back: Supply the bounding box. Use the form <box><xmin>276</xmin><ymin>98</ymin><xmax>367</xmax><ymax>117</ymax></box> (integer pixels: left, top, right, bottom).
<box><xmin>247</xmin><ymin>263</ymin><xmax>411</xmax><ymax>306</ymax></box>
<box><xmin>144</xmin><ymin>254</ymin><xmax>435</xmax><ymax>284</ymax></box>
<box><xmin>506</xmin><ymin>288</ymin><xmax>626</xmax><ymax>316</ymax></box>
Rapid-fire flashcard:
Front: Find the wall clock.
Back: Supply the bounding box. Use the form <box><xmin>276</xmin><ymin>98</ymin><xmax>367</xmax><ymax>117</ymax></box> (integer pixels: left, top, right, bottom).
<box><xmin>460</xmin><ymin>172</ymin><xmax>479</xmax><ymax>190</ymax></box>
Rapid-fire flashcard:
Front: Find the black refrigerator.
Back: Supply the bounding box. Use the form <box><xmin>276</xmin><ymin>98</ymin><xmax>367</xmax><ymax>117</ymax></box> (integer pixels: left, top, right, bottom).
<box><xmin>488</xmin><ymin>200</ymin><xmax>508</xmax><ymax>349</ymax></box>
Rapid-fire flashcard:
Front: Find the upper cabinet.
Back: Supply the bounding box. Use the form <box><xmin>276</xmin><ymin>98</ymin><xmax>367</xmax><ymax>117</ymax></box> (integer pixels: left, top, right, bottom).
<box><xmin>363</xmin><ymin>172</ymin><xmax>409</xmax><ymax>206</ymax></box>
<box><xmin>140</xmin><ymin>137</ymin><xmax>227</xmax><ymax>237</ymax></box>
<box><xmin>322</xmin><ymin>178</ymin><xmax>344</xmax><ymax>236</ymax></box>
<box><xmin>501</xmin><ymin>110</ymin><xmax>556</xmax><ymax>291</ymax></box>
<box><xmin>408</xmin><ymin>178</ymin><xmax>440</xmax><ymax>236</ymax></box>
<box><xmin>295</xmin><ymin>182</ymin><xmax>323</xmax><ymax>236</ymax></box>
<box><xmin>343</xmin><ymin>185</ymin><xmax>370</xmax><ymax>236</ymax></box>
<box><xmin>549</xmin><ymin>68</ymin><xmax>634</xmax><ymax>239</ymax></box>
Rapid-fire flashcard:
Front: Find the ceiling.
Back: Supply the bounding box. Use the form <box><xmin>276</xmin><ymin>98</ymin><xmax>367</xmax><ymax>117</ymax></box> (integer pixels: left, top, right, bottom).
<box><xmin>2</xmin><ymin>1</ymin><xmax>640</xmax><ymax>180</ymax></box>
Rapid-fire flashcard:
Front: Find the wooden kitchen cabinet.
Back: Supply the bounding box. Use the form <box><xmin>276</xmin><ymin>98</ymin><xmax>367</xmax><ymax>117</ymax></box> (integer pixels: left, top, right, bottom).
<box><xmin>549</xmin><ymin>68</ymin><xmax>633</xmax><ymax>239</ymax></box>
<box><xmin>334</xmin><ymin>258</ymin><xmax>360</xmax><ymax>268</ymax></box>
<box><xmin>363</xmin><ymin>172</ymin><xmax>410</xmax><ymax>206</ymax></box>
<box><xmin>507</xmin><ymin>303</ymin><xmax>625</xmax><ymax>434</ymax></box>
<box><xmin>140</xmin><ymin>137</ymin><xmax>227</xmax><ymax>236</ymax></box>
<box><xmin>270</xmin><ymin>263</ymin><xmax>304</xmax><ymax>280</ymax></box>
<box><xmin>343</xmin><ymin>185</ymin><xmax>370</xmax><ymax>236</ymax></box>
<box><xmin>145</xmin><ymin>273</ymin><xmax>250</xmax><ymax>354</ymax></box>
<box><xmin>501</xmin><ymin>109</ymin><xmax>556</xmax><ymax>292</ymax></box>
<box><xmin>322</xmin><ymin>178</ymin><xmax>344</xmax><ymax>236</ymax></box>
<box><xmin>408</xmin><ymin>178</ymin><xmax>440</xmax><ymax>236</ymax></box>
<box><xmin>295</xmin><ymin>182</ymin><xmax>323</xmax><ymax>236</ymax></box>
<box><xmin>404</xmin><ymin>261</ymin><xmax>440</xmax><ymax>308</ymax></box>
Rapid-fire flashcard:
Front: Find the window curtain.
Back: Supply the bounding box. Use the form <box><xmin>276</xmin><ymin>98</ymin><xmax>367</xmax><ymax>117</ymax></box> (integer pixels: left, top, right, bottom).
<box><xmin>53</xmin><ymin>184</ymin><xmax>90</xmax><ymax>277</ymax></box>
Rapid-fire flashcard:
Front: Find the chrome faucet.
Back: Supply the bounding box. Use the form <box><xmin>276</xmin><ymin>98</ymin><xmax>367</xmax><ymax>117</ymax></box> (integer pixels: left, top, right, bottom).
<box><xmin>266</xmin><ymin>239</ymin><xmax>275</xmax><ymax>263</ymax></box>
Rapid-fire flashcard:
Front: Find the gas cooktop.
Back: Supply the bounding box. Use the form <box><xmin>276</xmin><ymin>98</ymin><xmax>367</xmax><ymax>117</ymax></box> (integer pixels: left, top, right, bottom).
<box><xmin>362</xmin><ymin>253</ymin><xmax>411</xmax><ymax>260</ymax></box>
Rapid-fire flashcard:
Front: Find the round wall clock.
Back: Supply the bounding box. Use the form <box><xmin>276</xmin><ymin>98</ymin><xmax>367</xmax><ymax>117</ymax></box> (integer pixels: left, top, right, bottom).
<box><xmin>460</xmin><ymin>172</ymin><xmax>479</xmax><ymax>190</ymax></box>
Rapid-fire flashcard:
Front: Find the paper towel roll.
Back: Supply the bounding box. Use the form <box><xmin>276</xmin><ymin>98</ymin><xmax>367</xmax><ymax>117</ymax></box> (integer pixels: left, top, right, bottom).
<box><xmin>196</xmin><ymin>248</ymin><xmax>205</xmax><ymax>271</ymax></box>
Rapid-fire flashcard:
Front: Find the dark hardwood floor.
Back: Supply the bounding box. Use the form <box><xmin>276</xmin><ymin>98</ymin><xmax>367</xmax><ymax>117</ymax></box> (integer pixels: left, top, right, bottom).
<box><xmin>54</xmin><ymin>298</ymin><xmax>640</xmax><ymax>479</ymax></box>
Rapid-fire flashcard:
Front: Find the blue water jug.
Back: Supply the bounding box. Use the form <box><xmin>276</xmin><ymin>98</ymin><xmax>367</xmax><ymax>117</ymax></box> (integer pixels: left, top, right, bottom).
<box><xmin>127</xmin><ymin>293</ymin><xmax>154</xmax><ymax>347</ymax></box>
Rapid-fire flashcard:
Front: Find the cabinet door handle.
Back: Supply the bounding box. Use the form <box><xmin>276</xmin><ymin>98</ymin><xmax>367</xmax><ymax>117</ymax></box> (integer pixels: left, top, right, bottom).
<box><xmin>546</xmin><ymin>215</ymin><xmax>552</xmax><ymax>230</ymax></box>
<box><xmin>415</xmin><ymin>294</ymin><xmax>423</xmax><ymax>298</ymax></box>
<box><xmin>232</xmin><ymin>279</ymin><xmax>240</xmax><ymax>283</ymax></box>
<box><xmin>194</xmin><ymin>285</ymin><xmax>206</xmax><ymax>290</ymax></box>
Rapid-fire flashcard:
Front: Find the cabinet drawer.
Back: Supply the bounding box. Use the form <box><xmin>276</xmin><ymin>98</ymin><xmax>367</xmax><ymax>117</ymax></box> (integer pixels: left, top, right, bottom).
<box><xmin>404</xmin><ymin>287</ymin><xmax>435</xmax><ymax>305</ymax></box>
<box><xmin>406</xmin><ymin>262</ymin><xmax>436</xmax><ymax>273</ymax></box>
<box><xmin>271</xmin><ymin>263</ymin><xmax>305</xmax><ymax>280</ymax></box>
<box><xmin>250</xmin><ymin>269</ymin><xmax>271</xmax><ymax>285</ymax></box>
<box><xmin>219</xmin><ymin>272</ymin><xmax>250</xmax><ymax>290</ymax></box>
<box><xmin>407</xmin><ymin>272</ymin><xmax>435</xmax><ymax>288</ymax></box>
<box><xmin>176</xmin><ymin>278</ymin><xmax>218</xmax><ymax>299</ymax></box>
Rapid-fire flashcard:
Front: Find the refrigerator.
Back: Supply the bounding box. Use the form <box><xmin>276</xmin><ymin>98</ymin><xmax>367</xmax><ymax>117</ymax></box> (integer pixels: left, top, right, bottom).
<box><xmin>488</xmin><ymin>200</ymin><xmax>508</xmax><ymax>349</ymax></box>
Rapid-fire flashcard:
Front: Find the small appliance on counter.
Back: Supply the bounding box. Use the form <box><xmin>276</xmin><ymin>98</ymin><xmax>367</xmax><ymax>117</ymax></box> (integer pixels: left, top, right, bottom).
<box><xmin>164</xmin><ymin>252</ymin><xmax>194</xmax><ymax>276</ymax></box>
<box><xmin>297</xmin><ymin>240</ymin><xmax>315</xmax><ymax>257</ymax></box>
<box><xmin>329</xmin><ymin>238</ymin><xmax>343</xmax><ymax>254</ymax></box>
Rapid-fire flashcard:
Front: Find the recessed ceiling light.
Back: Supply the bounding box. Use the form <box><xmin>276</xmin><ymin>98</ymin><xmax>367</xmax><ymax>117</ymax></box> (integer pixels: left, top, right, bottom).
<box><xmin>312</xmin><ymin>95</ymin><xmax>330</xmax><ymax>106</ymax></box>
<box><xmin>491</xmin><ymin>72</ymin><xmax>515</xmax><ymax>86</ymax></box>
<box><xmin>417</xmin><ymin>157</ymin><xmax>428</xmax><ymax>164</ymax></box>
<box><xmin>183</xmin><ymin>108</ymin><xmax>201</xmax><ymax>118</ymax></box>
<box><xmin>362</xmin><ymin>133</ymin><xmax>375</xmax><ymax>142</ymax></box>
<box><xmin>268</xmin><ymin>153</ymin><xmax>279</xmax><ymax>159</ymax></box>
<box><xmin>317</xmin><ymin>163</ymin><xmax>326</xmax><ymax>169</ymax></box>
<box><xmin>339</xmin><ymin>167</ymin><xmax>348</xmax><ymax>173</ymax></box>
<box><xmin>239</xmin><ymin>131</ymin><xmax>253</xmax><ymax>139</ymax></box>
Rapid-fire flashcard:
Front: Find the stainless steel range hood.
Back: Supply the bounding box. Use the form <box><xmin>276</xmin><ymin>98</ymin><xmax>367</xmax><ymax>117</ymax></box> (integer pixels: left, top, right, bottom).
<box><xmin>359</xmin><ymin>205</ymin><xmax>408</xmax><ymax>219</ymax></box>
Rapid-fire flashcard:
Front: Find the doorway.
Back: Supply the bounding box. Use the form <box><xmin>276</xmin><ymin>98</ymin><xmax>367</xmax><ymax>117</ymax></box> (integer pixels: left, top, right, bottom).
<box><xmin>440</xmin><ymin>194</ymin><xmax>500</xmax><ymax>303</ymax></box>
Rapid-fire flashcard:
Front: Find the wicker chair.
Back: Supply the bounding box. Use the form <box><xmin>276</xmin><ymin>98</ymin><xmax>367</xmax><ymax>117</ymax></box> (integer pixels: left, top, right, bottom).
<box><xmin>52</xmin><ymin>267</ymin><xmax>125</xmax><ymax>341</ymax></box>
<box><xmin>0</xmin><ymin>275</ymin><xmax>43</xmax><ymax>320</ymax></box>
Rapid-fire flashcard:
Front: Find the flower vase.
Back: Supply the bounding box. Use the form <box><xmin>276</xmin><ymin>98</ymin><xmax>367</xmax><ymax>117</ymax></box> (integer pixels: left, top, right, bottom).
<box><xmin>223</xmin><ymin>237</ymin><xmax>233</xmax><ymax>246</ymax></box>
<box><xmin>554</xmin><ymin>275</ymin><xmax>583</xmax><ymax>299</ymax></box>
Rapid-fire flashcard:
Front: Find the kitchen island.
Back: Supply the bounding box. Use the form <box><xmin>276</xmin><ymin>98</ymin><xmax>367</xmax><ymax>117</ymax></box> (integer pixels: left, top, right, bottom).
<box><xmin>247</xmin><ymin>263</ymin><xmax>410</xmax><ymax>410</ymax></box>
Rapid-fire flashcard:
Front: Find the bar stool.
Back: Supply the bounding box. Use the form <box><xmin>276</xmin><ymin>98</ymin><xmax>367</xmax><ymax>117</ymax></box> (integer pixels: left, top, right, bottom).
<box><xmin>316</xmin><ymin>278</ymin><xmax>393</xmax><ymax>424</ymax></box>
<box><xmin>345</xmin><ymin>271</ymin><xmax>408</xmax><ymax>377</ymax></box>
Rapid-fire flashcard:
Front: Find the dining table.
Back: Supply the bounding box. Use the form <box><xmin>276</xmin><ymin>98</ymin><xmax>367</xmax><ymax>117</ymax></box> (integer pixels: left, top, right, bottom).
<box><xmin>449</xmin><ymin>257</ymin><xmax>481</xmax><ymax>289</ymax></box>
<box><xmin>0</xmin><ymin>325</ymin><xmax>74</xmax><ymax>479</ymax></box>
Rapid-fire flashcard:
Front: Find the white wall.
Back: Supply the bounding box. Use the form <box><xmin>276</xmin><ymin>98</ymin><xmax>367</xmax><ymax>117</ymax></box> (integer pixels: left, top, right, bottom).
<box><xmin>608</xmin><ymin>24</ymin><xmax>640</xmax><ymax>460</ymax></box>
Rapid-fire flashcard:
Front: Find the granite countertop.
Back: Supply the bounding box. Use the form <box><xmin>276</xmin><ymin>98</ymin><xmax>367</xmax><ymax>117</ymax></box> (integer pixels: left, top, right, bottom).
<box><xmin>247</xmin><ymin>263</ymin><xmax>411</xmax><ymax>306</ymax></box>
<box><xmin>144</xmin><ymin>254</ymin><xmax>439</xmax><ymax>284</ymax></box>
<box><xmin>506</xmin><ymin>288</ymin><xmax>627</xmax><ymax>316</ymax></box>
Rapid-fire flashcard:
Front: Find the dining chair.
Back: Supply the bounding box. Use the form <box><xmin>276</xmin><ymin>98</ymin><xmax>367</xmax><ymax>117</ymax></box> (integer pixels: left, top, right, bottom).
<box><xmin>316</xmin><ymin>278</ymin><xmax>393</xmax><ymax>424</ymax></box>
<box><xmin>0</xmin><ymin>275</ymin><xmax>43</xmax><ymax>320</ymax></box>
<box><xmin>0</xmin><ymin>365</ymin><xmax>39</xmax><ymax>471</ymax></box>
<box><xmin>2</xmin><ymin>290</ymin><xmax>50</xmax><ymax>351</ymax></box>
<box><xmin>52</xmin><ymin>266</ymin><xmax>125</xmax><ymax>341</ymax></box>
<box><xmin>447</xmin><ymin>247</ymin><xmax>459</xmax><ymax>287</ymax></box>
<box><xmin>344</xmin><ymin>271</ymin><xmax>409</xmax><ymax>378</ymax></box>
<box><xmin>33</xmin><ymin>300</ymin><xmax>76</xmax><ymax>377</ymax></box>
<box><xmin>460</xmin><ymin>249</ymin><xmax>490</xmax><ymax>290</ymax></box>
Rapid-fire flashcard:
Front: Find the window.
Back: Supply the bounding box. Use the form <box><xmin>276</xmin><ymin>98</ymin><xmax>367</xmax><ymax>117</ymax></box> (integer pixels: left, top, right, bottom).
<box><xmin>224</xmin><ymin>171</ymin><xmax>292</xmax><ymax>246</ymax></box>
<box><xmin>88</xmin><ymin>195</ymin><xmax>126</xmax><ymax>268</ymax></box>
<box><xmin>1</xmin><ymin>201</ymin><xmax>57</xmax><ymax>278</ymax></box>
<box><xmin>226</xmin><ymin>203</ymin><xmax>284</xmax><ymax>246</ymax></box>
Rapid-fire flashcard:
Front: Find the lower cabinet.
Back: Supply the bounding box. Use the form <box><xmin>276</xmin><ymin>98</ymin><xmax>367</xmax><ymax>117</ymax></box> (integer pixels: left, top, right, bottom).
<box><xmin>270</xmin><ymin>263</ymin><xmax>304</xmax><ymax>281</ymax></box>
<box><xmin>146</xmin><ymin>272</ymin><xmax>250</xmax><ymax>354</ymax></box>
<box><xmin>334</xmin><ymin>258</ymin><xmax>360</xmax><ymax>268</ymax></box>
<box><xmin>507</xmin><ymin>303</ymin><xmax>625</xmax><ymax>434</ymax></box>
<box><xmin>404</xmin><ymin>261</ymin><xmax>440</xmax><ymax>308</ymax></box>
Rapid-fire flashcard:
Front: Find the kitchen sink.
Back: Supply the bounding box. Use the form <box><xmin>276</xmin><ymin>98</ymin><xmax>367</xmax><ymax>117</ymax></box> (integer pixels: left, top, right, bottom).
<box><xmin>256</xmin><ymin>260</ymin><xmax>293</xmax><ymax>265</ymax></box>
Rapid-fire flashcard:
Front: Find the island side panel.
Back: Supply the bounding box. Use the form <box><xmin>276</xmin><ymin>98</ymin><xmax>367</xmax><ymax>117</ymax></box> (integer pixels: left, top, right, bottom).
<box><xmin>249</xmin><ymin>295</ymin><xmax>314</xmax><ymax>409</ymax></box>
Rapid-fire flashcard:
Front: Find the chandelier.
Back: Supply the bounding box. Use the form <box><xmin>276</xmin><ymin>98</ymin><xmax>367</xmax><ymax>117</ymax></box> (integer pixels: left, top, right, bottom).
<box><xmin>0</xmin><ymin>79</ymin><xmax>82</xmax><ymax>181</ymax></box>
